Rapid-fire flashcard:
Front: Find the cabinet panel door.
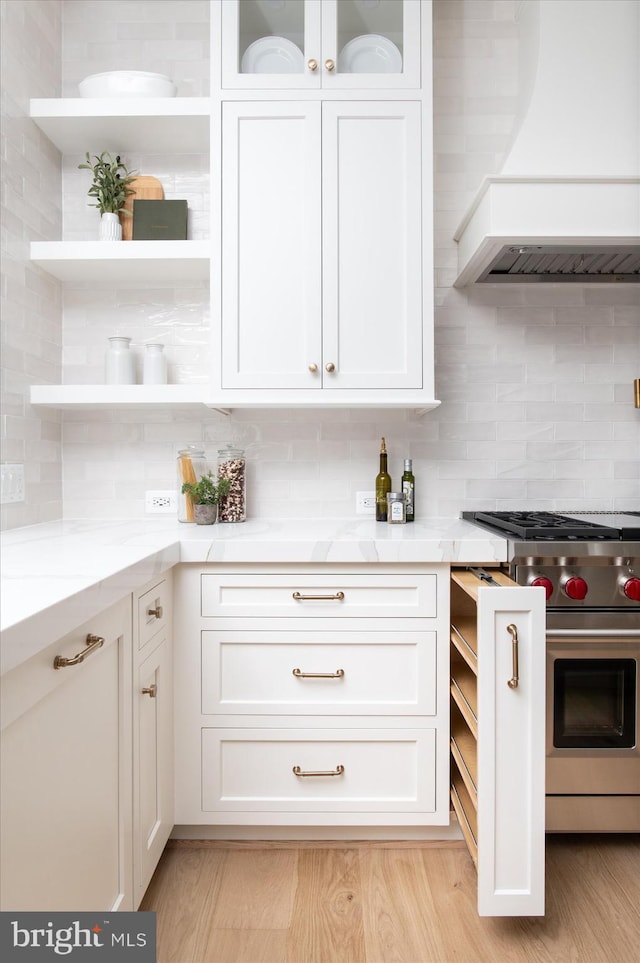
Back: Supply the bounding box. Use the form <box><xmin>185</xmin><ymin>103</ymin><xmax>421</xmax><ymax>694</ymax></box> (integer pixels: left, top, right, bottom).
<box><xmin>322</xmin><ymin>101</ymin><xmax>423</xmax><ymax>388</ymax></box>
<box><xmin>221</xmin><ymin>0</ymin><xmax>322</xmax><ymax>91</ymax></box>
<box><xmin>0</xmin><ymin>600</ymin><xmax>132</xmax><ymax>912</ymax></box>
<box><xmin>134</xmin><ymin>637</ymin><xmax>174</xmax><ymax>904</ymax></box>
<box><xmin>322</xmin><ymin>0</ymin><xmax>422</xmax><ymax>90</ymax></box>
<box><xmin>222</xmin><ymin>102</ymin><xmax>322</xmax><ymax>388</ymax></box>
<box><xmin>476</xmin><ymin>586</ymin><xmax>546</xmax><ymax>917</ymax></box>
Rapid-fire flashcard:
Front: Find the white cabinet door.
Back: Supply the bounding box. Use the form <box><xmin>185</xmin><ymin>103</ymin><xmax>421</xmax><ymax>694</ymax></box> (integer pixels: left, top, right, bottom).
<box><xmin>450</xmin><ymin>572</ymin><xmax>546</xmax><ymax>916</ymax></box>
<box><xmin>0</xmin><ymin>598</ymin><xmax>132</xmax><ymax>912</ymax></box>
<box><xmin>221</xmin><ymin>100</ymin><xmax>422</xmax><ymax>390</ymax></box>
<box><xmin>220</xmin><ymin>0</ymin><xmax>421</xmax><ymax>91</ymax></box>
<box><xmin>221</xmin><ymin>101</ymin><xmax>322</xmax><ymax>389</ymax></box>
<box><xmin>475</xmin><ymin>586</ymin><xmax>546</xmax><ymax>916</ymax></box>
<box><xmin>133</xmin><ymin>636</ymin><xmax>174</xmax><ymax>905</ymax></box>
<box><xmin>322</xmin><ymin>101</ymin><xmax>422</xmax><ymax>388</ymax></box>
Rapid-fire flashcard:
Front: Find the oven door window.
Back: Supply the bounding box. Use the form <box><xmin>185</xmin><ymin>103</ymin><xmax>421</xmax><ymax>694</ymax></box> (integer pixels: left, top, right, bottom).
<box><xmin>553</xmin><ymin>658</ymin><xmax>637</xmax><ymax>749</ymax></box>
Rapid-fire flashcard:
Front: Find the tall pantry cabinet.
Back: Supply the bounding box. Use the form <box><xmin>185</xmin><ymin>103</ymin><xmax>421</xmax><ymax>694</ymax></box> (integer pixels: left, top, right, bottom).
<box><xmin>211</xmin><ymin>0</ymin><xmax>435</xmax><ymax>404</ymax></box>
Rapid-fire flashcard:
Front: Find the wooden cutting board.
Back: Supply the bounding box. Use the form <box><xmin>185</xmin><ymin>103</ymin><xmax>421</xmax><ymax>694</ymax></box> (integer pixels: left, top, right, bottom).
<box><xmin>119</xmin><ymin>175</ymin><xmax>164</xmax><ymax>240</ymax></box>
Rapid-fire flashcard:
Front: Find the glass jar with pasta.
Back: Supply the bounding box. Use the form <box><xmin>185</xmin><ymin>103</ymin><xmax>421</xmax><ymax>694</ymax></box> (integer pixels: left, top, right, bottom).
<box><xmin>176</xmin><ymin>447</ymin><xmax>208</xmax><ymax>523</ymax></box>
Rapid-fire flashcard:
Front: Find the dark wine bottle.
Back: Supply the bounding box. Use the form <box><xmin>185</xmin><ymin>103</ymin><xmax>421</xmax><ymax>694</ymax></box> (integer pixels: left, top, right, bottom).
<box><xmin>375</xmin><ymin>437</ymin><xmax>392</xmax><ymax>521</ymax></box>
<box><xmin>402</xmin><ymin>458</ymin><xmax>415</xmax><ymax>522</ymax></box>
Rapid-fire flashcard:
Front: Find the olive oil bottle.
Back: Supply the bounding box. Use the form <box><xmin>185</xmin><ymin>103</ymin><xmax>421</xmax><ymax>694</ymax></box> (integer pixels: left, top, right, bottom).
<box><xmin>375</xmin><ymin>437</ymin><xmax>392</xmax><ymax>521</ymax></box>
<box><xmin>402</xmin><ymin>458</ymin><xmax>415</xmax><ymax>522</ymax></box>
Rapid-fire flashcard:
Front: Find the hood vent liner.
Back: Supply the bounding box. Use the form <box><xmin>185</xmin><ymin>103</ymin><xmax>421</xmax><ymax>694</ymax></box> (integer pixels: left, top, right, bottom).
<box><xmin>479</xmin><ymin>245</ymin><xmax>640</xmax><ymax>283</ymax></box>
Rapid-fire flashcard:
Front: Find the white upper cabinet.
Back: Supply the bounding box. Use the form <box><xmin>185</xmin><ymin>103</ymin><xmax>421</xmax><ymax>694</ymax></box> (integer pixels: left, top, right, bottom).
<box><xmin>221</xmin><ymin>100</ymin><xmax>423</xmax><ymax>390</ymax></box>
<box><xmin>221</xmin><ymin>0</ymin><xmax>421</xmax><ymax>90</ymax></box>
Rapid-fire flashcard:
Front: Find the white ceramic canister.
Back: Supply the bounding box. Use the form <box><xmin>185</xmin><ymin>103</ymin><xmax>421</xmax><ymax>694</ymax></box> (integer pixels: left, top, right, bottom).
<box><xmin>143</xmin><ymin>343</ymin><xmax>167</xmax><ymax>385</ymax></box>
<box><xmin>105</xmin><ymin>336</ymin><xmax>136</xmax><ymax>384</ymax></box>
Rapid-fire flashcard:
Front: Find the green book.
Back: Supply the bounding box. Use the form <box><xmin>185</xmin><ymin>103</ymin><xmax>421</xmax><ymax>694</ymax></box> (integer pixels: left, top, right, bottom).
<box><xmin>132</xmin><ymin>199</ymin><xmax>188</xmax><ymax>240</ymax></box>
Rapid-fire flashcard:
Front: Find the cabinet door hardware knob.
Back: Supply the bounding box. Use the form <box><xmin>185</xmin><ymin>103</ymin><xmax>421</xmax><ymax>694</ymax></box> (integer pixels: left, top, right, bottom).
<box><xmin>507</xmin><ymin>623</ymin><xmax>519</xmax><ymax>689</ymax></box>
<box><xmin>293</xmin><ymin>764</ymin><xmax>344</xmax><ymax>777</ymax></box>
<box><xmin>292</xmin><ymin>668</ymin><xmax>345</xmax><ymax>679</ymax></box>
<box><xmin>147</xmin><ymin>605</ymin><xmax>163</xmax><ymax>619</ymax></box>
<box><xmin>142</xmin><ymin>683</ymin><xmax>157</xmax><ymax>698</ymax></box>
<box><xmin>292</xmin><ymin>590</ymin><xmax>344</xmax><ymax>601</ymax></box>
<box><xmin>325</xmin><ymin>59</ymin><xmax>335</xmax><ymax>72</ymax></box>
<box><xmin>325</xmin><ymin>362</ymin><xmax>336</xmax><ymax>373</ymax></box>
<box><xmin>308</xmin><ymin>363</ymin><xmax>318</xmax><ymax>373</ymax></box>
<box><xmin>53</xmin><ymin>634</ymin><xmax>104</xmax><ymax>669</ymax></box>
<box><xmin>307</xmin><ymin>58</ymin><xmax>318</xmax><ymax>72</ymax></box>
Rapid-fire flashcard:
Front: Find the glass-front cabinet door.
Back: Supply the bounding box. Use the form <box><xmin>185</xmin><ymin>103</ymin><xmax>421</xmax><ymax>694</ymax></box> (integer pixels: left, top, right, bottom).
<box><xmin>221</xmin><ymin>0</ymin><xmax>421</xmax><ymax>90</ymax></box>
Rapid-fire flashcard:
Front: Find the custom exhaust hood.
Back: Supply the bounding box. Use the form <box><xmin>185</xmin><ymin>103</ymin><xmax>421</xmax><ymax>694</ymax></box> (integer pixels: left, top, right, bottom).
<box><xmin>453</xmin><ymin>0</ymin><xmax>640</xmax><ymax>285</ymax></box>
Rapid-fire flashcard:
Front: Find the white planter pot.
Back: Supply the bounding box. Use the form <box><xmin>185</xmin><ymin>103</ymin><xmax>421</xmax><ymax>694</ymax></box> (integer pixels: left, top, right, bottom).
<box><xmin>99</xmin><ymin>212</ymin><xmax>122</xmax><ymax>241</ymax></box>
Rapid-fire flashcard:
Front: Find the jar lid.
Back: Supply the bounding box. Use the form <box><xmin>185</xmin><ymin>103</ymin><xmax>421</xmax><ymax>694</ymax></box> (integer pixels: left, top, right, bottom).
<box><xmin>178</xmin><ymin>446</ymin><xmax>205</xmax><ymax>456</ymax></box>
<box><xmin>218</xmin><ymin>444</ymin><xmax>244</xmax><ymax>456</ymax></box>
<box><xmin>386</xmin><ymin>492</ymin><xmax>404</xmax><ymax>499</ymax></box>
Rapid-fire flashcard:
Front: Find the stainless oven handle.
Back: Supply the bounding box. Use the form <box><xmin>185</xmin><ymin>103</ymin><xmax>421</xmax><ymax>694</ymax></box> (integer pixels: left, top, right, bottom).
<box><xmin>546</xmin><ymin>629</ymin><xmax>640</xmax><ymax>639</ymax></box>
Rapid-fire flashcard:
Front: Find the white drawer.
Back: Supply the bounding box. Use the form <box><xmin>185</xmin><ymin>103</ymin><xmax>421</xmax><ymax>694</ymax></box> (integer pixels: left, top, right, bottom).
<box><xmin>201</xmin><ymin>630</ymin><xmax>436</xmax><ymax>715</ymax></box>
<box><xmin>201</xmin><ymin>727</ymin><xmax>436</xmax><ymax>813</ymax></box>
<box><xmin>200</xmin><ymin>573</ymin><xmax>437</xmax><ymax>619</ymax></box>
<box><xmin>137</xmin><ymin>580</ymin><xmax>168</xmax><ymax>652</ymax></box>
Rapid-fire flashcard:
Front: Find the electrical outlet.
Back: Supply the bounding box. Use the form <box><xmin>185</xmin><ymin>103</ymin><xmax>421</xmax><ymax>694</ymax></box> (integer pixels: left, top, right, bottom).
<box><xmin>356</xmin><ymin>491</ymin><xmax>376</xmax><ymax>514</ymax></box>
<box><xmin>145</xmin><ymin>490</ymin><xmax>177</xmax><ymax>514</ymax></box>
<box><xmin>1</xmin><ymin>463</ymin><xmax>25</xmax><ymax>504</ymax></box>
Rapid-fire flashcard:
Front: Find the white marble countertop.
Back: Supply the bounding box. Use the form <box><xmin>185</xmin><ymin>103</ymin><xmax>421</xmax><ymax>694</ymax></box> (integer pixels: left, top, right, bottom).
<box><xmin>0</xmin><ymin>517</ymin><xmax>506</xmax><ymax>674</ymax></box>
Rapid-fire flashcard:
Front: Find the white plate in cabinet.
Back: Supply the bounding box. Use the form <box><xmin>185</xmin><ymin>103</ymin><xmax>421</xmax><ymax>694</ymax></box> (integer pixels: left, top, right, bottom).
<box><xmin>201</xmin><ymin>630</ymin><xmax>436</xmax><ymax>716</ymax></box>
<box><xmin>200</xmin><ymin>572</ymin><xmax>437</xmax><ymax>619</ymax></box>
<box><xmin>201</xmin><ymin>728</ymin><xmax>436</xmax><ymax>814</ymax></box>
<box><xmin>220</xmin><ymin>0</ymin><xmax>422</xmax><ymax>91</ymax></box>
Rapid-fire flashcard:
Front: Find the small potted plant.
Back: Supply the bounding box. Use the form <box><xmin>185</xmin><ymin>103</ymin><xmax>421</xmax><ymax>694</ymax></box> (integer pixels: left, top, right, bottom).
<box><xmin>181</xmin><ymin>472</ymin><xmax>232</xmax><ymax>525</ymax></box>
<box><xmin>78</xmin><ymin>151</ymin><xmax>137</xmax><ymax>241</ymax></box>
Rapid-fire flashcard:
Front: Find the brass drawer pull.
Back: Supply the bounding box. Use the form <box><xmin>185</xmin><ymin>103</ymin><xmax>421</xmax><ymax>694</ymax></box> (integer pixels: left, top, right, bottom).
<box><xmin>293</xmin><ymin>668</ymin><xmax>345</xmax><ymax>679</ymax></box>
<box><xmin>292</xmin><ymin>591</ymin><xmax>345</xmax><ymax>601</ymax></box>
<box><xmin>293</xmin><ymin>764</ymin><xmax>345</xmax><ymax>777</ymax></box>
<box><xmin>53</xmin><ymin>634</ymin><xmax>104</xmax><ymax>669</ymax></box>
<box><xmin>507</xmin><ymin>623</ymin><xmax>519</xmax><ymax>689</ymax></box>
<box><xmin>147</xmin><ymin>605</ymin><xmax>163</xmax><ymax>619</ymax></box>
<box><xmin>142</xmin><ymin>683</ymin><xmax>157</xmax><ymax>698</ymax></box>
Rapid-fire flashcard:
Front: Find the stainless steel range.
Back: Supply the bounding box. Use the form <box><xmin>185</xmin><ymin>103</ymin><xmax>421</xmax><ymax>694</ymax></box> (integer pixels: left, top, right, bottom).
<box><xmin>463</xmin><ymin>511</ymin><xmax>640</xmax><ymax>833</ymax></box>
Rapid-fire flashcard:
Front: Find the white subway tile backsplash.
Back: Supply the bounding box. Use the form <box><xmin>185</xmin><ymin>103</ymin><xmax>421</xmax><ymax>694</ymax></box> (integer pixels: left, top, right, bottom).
<box><xmin>1</xmin><ymin>0</ymin><xmax>638</xmax><ymax>529</ymax></box>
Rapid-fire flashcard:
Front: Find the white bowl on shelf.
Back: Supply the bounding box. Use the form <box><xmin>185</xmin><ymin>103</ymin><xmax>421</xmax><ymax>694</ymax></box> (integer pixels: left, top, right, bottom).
<box><xmin>78</xmin><ymin>70</ymin><xmax>177</xmax><ymax>98</ymax></box>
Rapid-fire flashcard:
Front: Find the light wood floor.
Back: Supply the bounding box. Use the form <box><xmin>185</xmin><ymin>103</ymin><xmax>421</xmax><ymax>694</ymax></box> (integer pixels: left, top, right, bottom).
<box><xmin>140</xmin><ymin>836</ymin><xmax>640</xmax><ymax>963</ymax></box>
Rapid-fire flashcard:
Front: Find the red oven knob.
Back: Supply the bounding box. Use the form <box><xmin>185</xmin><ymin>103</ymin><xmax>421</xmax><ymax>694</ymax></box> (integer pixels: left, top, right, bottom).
<box><xmin>563</xmin><ymin>576</ymin><xmax>588</xmax><ymax>600</ymax></box>
<box><xmin>530</xmin><ymin>576</ymin><xmax>553</xmax><ymax>601</ymax></box>
<box><xmin>622</xmin><ymin>577</ymin><xmax>640</xmax><ymax>601</ymax></box>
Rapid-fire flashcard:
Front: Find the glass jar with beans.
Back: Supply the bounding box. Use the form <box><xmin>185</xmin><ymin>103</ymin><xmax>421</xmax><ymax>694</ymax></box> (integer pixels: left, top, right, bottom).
<box><xmin>217</xmin><ymin>444</ymin><xmax>246</xmax><ymax>522</ymax></box>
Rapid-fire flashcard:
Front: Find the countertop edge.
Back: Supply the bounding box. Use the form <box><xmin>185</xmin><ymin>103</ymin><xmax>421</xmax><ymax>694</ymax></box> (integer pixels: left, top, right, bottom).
<box><xmin>1</xmin><ymin>518</ymin><xmax>507</xmax><ymax>675</ymax></box>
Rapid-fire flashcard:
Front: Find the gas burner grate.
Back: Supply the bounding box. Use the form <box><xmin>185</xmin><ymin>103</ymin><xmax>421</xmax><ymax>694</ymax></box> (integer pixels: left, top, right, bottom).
<box><xmin>468</xmin><ymin>511</ymin><xmax>620</xmax><ymax>540</ymax></box>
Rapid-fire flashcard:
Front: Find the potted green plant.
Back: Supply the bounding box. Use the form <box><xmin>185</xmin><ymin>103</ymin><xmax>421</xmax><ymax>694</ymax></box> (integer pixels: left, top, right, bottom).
<box><xmin>181</xmin><ymin>472</ymin><xmax>232</xmax><ymax>525</ymax></box>
<box><xmin>78</xmin><ymin>151</ymin><xmax>137</xmax><ymax>241</ymax></box>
